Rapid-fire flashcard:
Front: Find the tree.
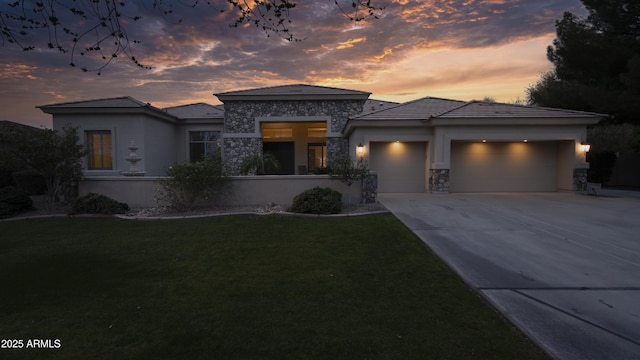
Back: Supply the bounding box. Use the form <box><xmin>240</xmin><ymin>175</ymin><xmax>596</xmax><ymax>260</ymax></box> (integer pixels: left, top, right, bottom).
<box><xmin>6</xmin><ymin>124</ymin><xmax>86</xmax><ymax>208</ymax></box>
<box><xmin>329</xmin><ymin>154</ymin><xmax>369</xmax><ymax>187</ymax></box>
<box><xmin>157</xmin><ymin>154</ymin><xmax>229</xmax><ymax>210</ymax></box>
<box><xmin>527</xmin><ymin>0</ymin><xmax>640</xmax><ymax>124</ymax></box>
<box><xmin>0</xmin><ymin>0</ymin><xmax>384</xmax><ymax>73</ymax></box>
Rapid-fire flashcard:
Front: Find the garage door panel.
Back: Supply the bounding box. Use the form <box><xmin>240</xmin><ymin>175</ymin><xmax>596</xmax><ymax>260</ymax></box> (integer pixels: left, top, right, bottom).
<box><xmin>450</xmin><ymin>142</ymin><xmax>557</xmax><ymax>192</ymax></box>
<box><xmin>370</xmin><ymin>142</ymin><xmax>426</xmax><ymax>193</ymax></box>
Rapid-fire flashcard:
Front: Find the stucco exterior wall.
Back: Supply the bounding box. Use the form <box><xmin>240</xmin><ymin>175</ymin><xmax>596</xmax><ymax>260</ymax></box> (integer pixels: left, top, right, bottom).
<box><xmin>142</xmin><ymin>117</ymin><xmax>178</xmax><ymax>176</ymax></box>
<box><xmin>54</xmin><ymin>113</ymin><xmax>145</xmax><ymax>176</ymax></box>
<box><xmin>53</xmin><ymin>113</ymin><xmax>179</xmax><ymax>177</ymax></box>
<box><xmin>80</xmin><ymin>176</ymin><xmax>362</xmax><ymax>208</ymax></box>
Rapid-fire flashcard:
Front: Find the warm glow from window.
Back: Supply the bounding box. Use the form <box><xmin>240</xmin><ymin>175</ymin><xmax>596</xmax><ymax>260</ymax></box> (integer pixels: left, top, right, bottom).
<box><xmin>263</xmin><ymin>128</ymin><xmax>293</xmax><ymax>139</ymax></box>
<box><xmin>87</xmin><ymin>130</ymin><xmax>112</xmax><ymax>170</ymax></box>
<box><xmin>307</xmin><ymin>127</ymin><xmax>327</xmax><ymax>138</ymax></box>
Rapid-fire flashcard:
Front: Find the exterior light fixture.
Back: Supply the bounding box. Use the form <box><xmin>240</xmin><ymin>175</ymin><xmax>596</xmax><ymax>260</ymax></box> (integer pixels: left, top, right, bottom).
<box><xmin>482</xmin><ymin>139</ymin><xmax>487</xmax><ymax>143</ymax></box>
<box><xmin>580</xmin><ymin>143</ymin><xmax>591</xmax><ymax>152</ymax></box>
<box><xmin>357</xmin><ymin>143</ymin><xmax>364</xmax><ymax>155</ymax></box>
<box><xmin>523</xmin><ymin>139</ymin><xmax>528</xmax><ymax>143</ymax></box>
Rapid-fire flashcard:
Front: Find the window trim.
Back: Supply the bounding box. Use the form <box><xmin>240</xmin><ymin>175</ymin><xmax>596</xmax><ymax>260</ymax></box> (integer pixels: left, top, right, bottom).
<box><xmin>188</xmin><ymin>130</ymin><xmax>221</xmax><ymax>162</ymax></box>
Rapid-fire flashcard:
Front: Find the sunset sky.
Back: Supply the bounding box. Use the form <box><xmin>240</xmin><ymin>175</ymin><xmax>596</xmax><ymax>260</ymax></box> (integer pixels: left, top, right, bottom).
<box><xmin>0</xmin><ymin>0</ymin><xmax>587</xmax><ymax>128</ymax></box>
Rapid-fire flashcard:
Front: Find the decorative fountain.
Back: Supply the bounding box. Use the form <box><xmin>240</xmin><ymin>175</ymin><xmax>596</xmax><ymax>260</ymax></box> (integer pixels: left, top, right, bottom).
<box><xmin>122</xmin><ymin>140</ymin><xmax>145</xmax><ymax>176</ymax></box>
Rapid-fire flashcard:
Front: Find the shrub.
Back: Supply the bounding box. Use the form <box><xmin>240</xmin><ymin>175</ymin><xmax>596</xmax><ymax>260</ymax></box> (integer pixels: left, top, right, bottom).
<box><xmin>587</xmin><ymin>151</ymin><xmax>617</xmax><ymax>184</ymax></box>
<box><xmin>0</xmin><ymin>186</ymin><xmax>34</xmax><ymax>218</ymax></box>
<box><xmin>239</xmin><ymin>152</ymin><xmax>280</xmax><ymax>175</ymax></box>
<box><xmin>288</xmin><ymin>186</ymin><xmax>342</xmax><ymax>214</ymax></box>
<box><xmin>329</xmin><ymin>155</ymin><xmax>370</xmax><ymax>187</ymax></box>
<box><xmin>68</xmin><ymin>193</ymin><xmax>129</xmax><ymax>215</ymax></box>
<box><xmin>0</xmin><ymin>168</ymin><xmax>16</xmax><ymax>188</ymax></box>
<box><xmin>157</xmin><ymin>154</ymin><xmax>228</xmax><ymax>210</ymax></box>
<box><xmin>12</xmin><ymin>169</ymin><xmax>47</xmax><ymax>195</ymax></box>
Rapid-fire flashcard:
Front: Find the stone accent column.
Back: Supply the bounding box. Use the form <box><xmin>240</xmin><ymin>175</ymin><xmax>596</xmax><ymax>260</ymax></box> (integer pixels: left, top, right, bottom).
<box><xmin>362</xmin><ymin>172</ymin><xmax>378</xmax><ymax>203</ymax></box>
<box><xmin>573</xmin><ymin>168</ymin><xmax>588</xmax><ymax>192</ymax></box>
<box><xmin>327</xmin><ymin>137</ymin><xmax>349</xmax><ymax>168</ymax></box>
<box><xmin>224</xmin><ymin>137</ymin><xmax>262</xmax><ymax>175</ymax></box>
<box><xmin>429</xmin><ymin>169</ymin><xmax>450</xmax><ymax>193</ymax></box>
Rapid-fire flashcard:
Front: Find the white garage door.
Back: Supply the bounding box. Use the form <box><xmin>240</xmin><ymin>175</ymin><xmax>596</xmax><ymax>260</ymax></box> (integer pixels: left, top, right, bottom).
<box><xmin>370</xmin><ymin>141</ymin><xmax>426</xmax><ymax>193</ymax></box>
<box><xmin>450</xmin><ymin>141</ymin><xmax>558</xmax><ymax>192</ymax></box>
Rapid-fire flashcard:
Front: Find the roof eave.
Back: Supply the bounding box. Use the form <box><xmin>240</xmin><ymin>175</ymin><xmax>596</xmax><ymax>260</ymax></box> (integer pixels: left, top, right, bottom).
<box><xmin>343</xmin><ymin>119</ymin><xmax>427</xmax><ymax>136</ymax></box>
<box><xmin>37</xmin><ymin>105</ymin><xmax>179</xmax><ymax>123</ymax></box>
<box><xmin>215</xmin><ymin>94</ymin><xmax>370</xmax><ymax>102</ymax></box>
<box><xmin>426</xmin><ymin>116</ymin><xmax>604</xmax><ymax>126</ymax></box>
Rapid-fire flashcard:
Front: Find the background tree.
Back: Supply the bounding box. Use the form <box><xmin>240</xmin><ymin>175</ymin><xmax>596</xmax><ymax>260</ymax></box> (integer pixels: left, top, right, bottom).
<box><xmin>7</xmin><ymin>125</ymin><xmax>86</xmax><ymax>208</ymax></box>
<box><xmin>0</xmin><ymin>0</ymin><xmax>383</xmax><ymax>73</ymax></box>
<box><xmin>527</xmin><ymin>0</ymin><xmax>640</xmax><ymax>124</ymax></box>
<box><xmin>527</xmin><ymin>0</ymin><xmax>640</xmax><ymax>185</ymax></box>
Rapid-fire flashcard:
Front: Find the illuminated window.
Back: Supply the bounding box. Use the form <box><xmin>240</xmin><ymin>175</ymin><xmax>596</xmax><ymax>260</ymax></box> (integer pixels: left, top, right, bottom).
<box><xmin>86</xmin><ymin>131</ymin><xmax>112</xmax><ymax>170</ymax></box>
<box><xmin>189</xmin><ymin>131</ymin><xmax>221</xmax><ymax>162</ymax></box>
<box><xmin>307</xmin><ymin>127</ymin><xmax>326</xmax><ymax>138</ymax></box>
<box><xmin>262</xmin><ymin>128</ymin><xmax>293</xmax><ymax>139</ymax></box>
<box><xmin>308</xmin><ymin>143</ymin><xmax>327</xmax><ymax>172</ymax></box>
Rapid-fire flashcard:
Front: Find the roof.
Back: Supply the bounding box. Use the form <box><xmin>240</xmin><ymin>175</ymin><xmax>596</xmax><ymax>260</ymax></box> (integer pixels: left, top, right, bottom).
<box><xmin>361</xmin><ymin>99</ymin><xmax>400</xmax><ymax>115</ymax></box>
<box><xmin>37</xmin><ymin>96</ymin><xmax>177</xmax><ymax>122</ymax></box>
<box><xmin>354</xmin><ymin>97</ymin><xmax>466</xmax><ymax>121</ymax></box>
<box><xmin>164</xmin><ymin>103</ymin><xmax>224</xmax><ymax>119</ymax></box>
<box><xmin>38</xmin><ymin>96</ymin><xmax>152</xmax><ymax>109</ymax></box>
<box><xmin>215</xmin><ymin>84</ymin><xmax>371</xmax><ymax>101</ymax></box>
<box><xmin>437</xmin><ymin>101</ymin><xmax>606</xmax><ymax>119</ymax></box>
<box><xmin>352</xmin><ymin>97</ymin><xmax>604</xmax><ymax>121</ymax></box>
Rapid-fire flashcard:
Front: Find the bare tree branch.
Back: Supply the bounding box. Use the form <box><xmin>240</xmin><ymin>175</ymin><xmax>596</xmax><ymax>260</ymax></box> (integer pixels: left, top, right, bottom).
<box><xmin>0</xmin><ymin>0</ymin><xmax>385</xmax><ymax>73</ymax></box>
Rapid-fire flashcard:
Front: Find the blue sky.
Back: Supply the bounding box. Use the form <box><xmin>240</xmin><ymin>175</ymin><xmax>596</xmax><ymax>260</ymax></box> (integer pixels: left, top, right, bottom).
<box><xmin>0</xmin><ymin>0</ymin><xmax>587</xmax><ymax>127</ymax></box>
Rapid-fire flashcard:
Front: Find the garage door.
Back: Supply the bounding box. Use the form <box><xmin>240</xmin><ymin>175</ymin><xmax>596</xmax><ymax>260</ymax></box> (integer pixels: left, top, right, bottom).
<box><xmin>450</xmin><ymin>141</ymin><xmax>557</xmax><ymax>192</ymax></box>
<box><xmin>370</xmin><ymin>141</ymin><xmax>426</xmax><ymax>192</ymax></box>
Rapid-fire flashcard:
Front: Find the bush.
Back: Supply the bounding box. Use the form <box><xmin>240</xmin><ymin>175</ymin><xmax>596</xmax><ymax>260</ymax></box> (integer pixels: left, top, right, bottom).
<box><xmin>0</xmin><ymin>186</ymin><xmax>34</xmax><ymax>218</ymax></box>
<box><xmin>0</xmin><ymin>168</ymin><xmax>16</xmax><ymax>188</ymax></box>
<box><xmin>587</xmin><ymin>151</ymin><xmax>617</xmax><ymax>184</ymax></box>
<box><xmin>288</xmin><ymin>186</ymin><xmax>342</xmax><ymax>214</ymax></box>
<box><xmin>158</xmin><ymin>154</ymin><xmax>228</xmax><ymax>210</ymax></box>
<box><xmin>68</xmin><ymin>193</ymin><xmax>129</xmax><ymax>215</ymax></box>
<box><xmin>12</xmin><ymin>169</ymin><xmax>47</xmax><ymax>195</ymax></box>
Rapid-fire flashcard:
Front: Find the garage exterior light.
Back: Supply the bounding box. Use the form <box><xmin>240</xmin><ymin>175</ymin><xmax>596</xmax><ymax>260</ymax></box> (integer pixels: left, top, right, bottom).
<box><xmin>357</xmin><ymin>143</ymin><xmax>364</xmax><ymax>155</ymax></box>
<box><xmin>580</xmin><ymin>143</ymin><xmax>591</xmax><ymax>152</ymax></box>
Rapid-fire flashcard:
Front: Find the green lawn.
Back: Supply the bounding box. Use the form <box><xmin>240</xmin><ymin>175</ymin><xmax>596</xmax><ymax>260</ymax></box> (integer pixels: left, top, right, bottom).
<box><xmin>0</xmin><ymin>215</ymin><xmax>548</xmax><ymax>359</ymax></box>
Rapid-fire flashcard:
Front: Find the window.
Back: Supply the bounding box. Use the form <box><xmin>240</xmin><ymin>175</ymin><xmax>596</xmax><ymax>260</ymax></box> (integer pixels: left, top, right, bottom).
<box><xmin>262</xmin><ymin>128</ymin><xmax>293</xmax><ymax>139</ymax></box>
<box><xmin>189</xmin><ymin>131</ymin><xmax>221</xmax><ymax>162</ymax></box>
<box><xmin>308</xmin><ymin>143</ymin><xmax>327</xmax><ymax>172</ymax></box>
<box><xmin>87</xmin><ymin>131</ymin><xmax>112</xmax><ymax>170</ymax></box>
<box><xmin>307</xmin><ymin>127</ymin><xmax>326</xmax><ymax>138</ymax></box>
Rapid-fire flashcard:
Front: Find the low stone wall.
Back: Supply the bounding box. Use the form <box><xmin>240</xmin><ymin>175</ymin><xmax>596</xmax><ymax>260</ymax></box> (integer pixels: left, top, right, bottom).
<box><xmin>79</xmin><ymin>175</ymin><xmax>364</xmax><ymax>208</ymax></box>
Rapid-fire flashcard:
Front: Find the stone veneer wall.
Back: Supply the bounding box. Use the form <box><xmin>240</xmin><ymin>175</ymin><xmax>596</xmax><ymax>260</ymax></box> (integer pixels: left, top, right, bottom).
<box><xmin>429</xmin><ymin>169</ymin><xmax>450</xmax><ymax>193</ymax></box>
<box><xmin>222</xmin><ymin>99</ymin><xmax>365</xmax><ymax>175</ymax></box>
<box><xmin>573</xmin><ymin>168</ymin><xmax>588</xmax><ymax>192</ymax></box>
<box><xmin>223</xmin><ymin>137</ymin><xmax>262</xmax><ymax>175</ymax></box>
<box><xmin>327</xmin><ymin>138</ymin><xmax>349</xmax><ymax>168</ymax></box>
<box><xmin>362</xmin><ymin>173</ymin><xmax>378</xmax><ymax>203</ymax></box>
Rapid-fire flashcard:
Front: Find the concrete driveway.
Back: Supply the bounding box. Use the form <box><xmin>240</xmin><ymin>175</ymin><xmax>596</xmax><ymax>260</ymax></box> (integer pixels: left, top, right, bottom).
<box><xmin>378</xmin><ymin>192</ymin><xmax>640</xmax><ymax>360</ymax></box>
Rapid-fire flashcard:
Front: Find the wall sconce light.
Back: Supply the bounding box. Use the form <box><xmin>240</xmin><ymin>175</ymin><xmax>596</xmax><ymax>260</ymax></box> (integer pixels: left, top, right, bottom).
<box><xmin>580</xmin><ymin>143</ymin><xmax>591</xmax><ymax>152</ymax></box>
<box><xmin>357</xmin><ymin>143</ymin><xmax>364</xmax><ymax>155</ymax></box>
